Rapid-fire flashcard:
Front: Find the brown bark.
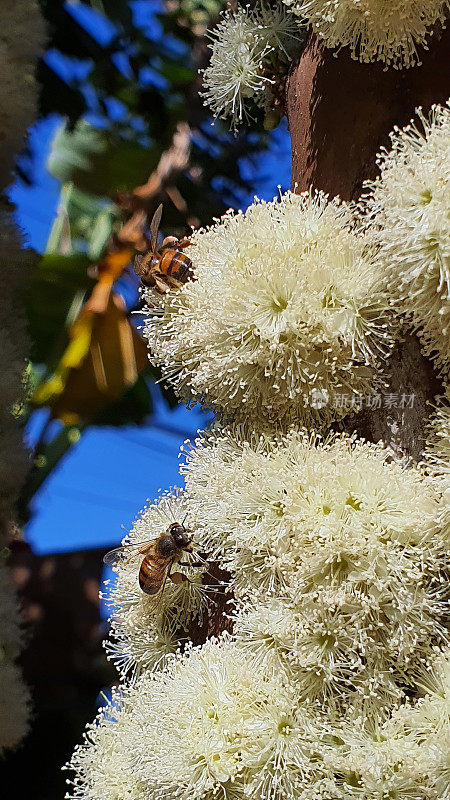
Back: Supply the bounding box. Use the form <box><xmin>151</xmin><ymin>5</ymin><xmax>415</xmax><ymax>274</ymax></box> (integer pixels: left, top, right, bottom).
<box><xmin>348</xmin><ymin>335</ymin><xmax>442</xmax><ymax>463</ymax></box>
<box><xmin>287</xmin><ymin>28</ymin><xmax>450</xmax><ymax>201</ymax></box>
<box><xmin>286</xmin><ymin>30</ymin><xmax>449</xmax><ymax>459</ymax></box>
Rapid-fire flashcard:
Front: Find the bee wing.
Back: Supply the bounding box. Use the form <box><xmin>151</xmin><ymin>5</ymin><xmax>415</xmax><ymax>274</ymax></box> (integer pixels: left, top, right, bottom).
<box><xmin>150</xmin><ymin>204</ymin><xmax>163</xmax><ymax>251</ymax></box>
<box><xmin>103</xmin><ymin>540</ymin><xmax>154</xmax><ymax>567</ymax></box>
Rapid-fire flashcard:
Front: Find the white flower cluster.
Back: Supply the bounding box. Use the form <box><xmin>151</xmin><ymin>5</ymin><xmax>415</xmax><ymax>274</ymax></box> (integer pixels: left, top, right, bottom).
<box><xmin>183</xmin><ymin>427</ymin><xmax>449</xmax><ymax>710</ymax></box>
<box><xmin>0</xmin><ymin>561</ymin><xmax>29</xmax><ymax>754</ymax></box>
<box><xmin>67</xmin><ymin>638</ymin><xmax>450</xmax><ymax>800</ymax></box>
<box><xmin>72</xmin><ymin>422</ymin><xmax>449</xmax><ymax>797</ymax></box>
<box><xmin>364</xmin><ymin>102</ymin><xmax>450</xmax><ymax>375</ymax></box>
<box><xmin>423</xmin><ymin>387</ymin><xmax>450</xmax><ymax>485</ymax></box>
<box><xmin>333</xmin><ymin>647</ymin><xmax>450</xmax><ymax>799</ymax></box>
<box><xmin>144</xmin><ymin>190</ymin><xmax>393</xmax><ymax>428</ymax></box>
<box><xmin>202</xmin><ymin>4</ymin><xmax>304</xmax><ymax>129</ymax></box>
<box><xmin>67</xmin><ymin>638</ymin><xmax>338</xmax><ymax>800</ymax></box>
<box><xmin>283</xmin><ymin>0</ymin><xmax>450</xmax><ymax>68</ymax></box>
<box><xmin>68</xmin><ymin>103</ymin><xmax>450</xmax><ymax>800</ymax></box>
<box><xmin>103</xmin><ymin>491</ymin><xmax>208</xmax><ymax>678</ymax></box>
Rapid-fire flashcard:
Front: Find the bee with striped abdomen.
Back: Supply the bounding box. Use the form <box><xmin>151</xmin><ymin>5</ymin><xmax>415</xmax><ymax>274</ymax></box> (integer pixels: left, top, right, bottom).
<box><xmin>103</xmin><ymin>522</ymin><xmax>194</xmax><ymax>605</ymax></box>
<box><xmin>134</xmin><ymin>204</ymin><xmax>194</xmax><ymax>294</ymax></box>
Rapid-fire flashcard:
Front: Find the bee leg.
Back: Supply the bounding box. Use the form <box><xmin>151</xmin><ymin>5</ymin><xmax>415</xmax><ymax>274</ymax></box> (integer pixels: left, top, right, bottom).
<box><xmin>154</xmin><ymin>275</ymin><xmax>169</xmax><ymax>294</ymax></box>
<box><xmin>178</xmin><ymin>561</ymin><xmax>228</xmax><ymax>588</ymax></box>
<box><xmin>170</xmin><ymin>571</ymin><xmax>190</xmax><ymax>585</ymax></box>
<box><xmin>134</xmin><ymin>254</ymin><xmax>144</xmax><ymax>275</ymax></box>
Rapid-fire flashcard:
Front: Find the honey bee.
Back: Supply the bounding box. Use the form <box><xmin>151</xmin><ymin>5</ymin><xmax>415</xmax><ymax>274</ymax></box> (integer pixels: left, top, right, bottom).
<box><xmin>134</xmin><ymin>204</ymin><xmax>194</xmax><ymax>294</ymax></box>
<box><xmin>103</xmin><ymin>522</ymin><xmax>195</xmax><ymax>604</ymax></box>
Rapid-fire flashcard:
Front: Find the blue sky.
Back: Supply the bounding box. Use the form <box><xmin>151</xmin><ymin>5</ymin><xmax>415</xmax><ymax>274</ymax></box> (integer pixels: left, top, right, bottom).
<box><xmin>11</xmin><ymin>3</ymin><xmax>292</xmax><ymax>557</ymax></box>
<box><xmin>24</xmin><ymin>390</ymin><xmax>212</xmax><ymax>554</ymax></box>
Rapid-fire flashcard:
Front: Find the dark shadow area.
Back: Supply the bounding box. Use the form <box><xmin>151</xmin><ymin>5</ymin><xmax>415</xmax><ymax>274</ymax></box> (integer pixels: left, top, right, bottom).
<box><xmin>0</xmin><ymin>543</ymin><xmax>115</xmax><ymax>800</ymax></box>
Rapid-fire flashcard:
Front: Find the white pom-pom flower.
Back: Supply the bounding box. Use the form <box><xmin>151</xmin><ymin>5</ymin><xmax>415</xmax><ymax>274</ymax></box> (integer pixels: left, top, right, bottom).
<box><xmin>66</xmin><ymin>638</ymin><xmax>338</xmax><ymax>800</ymax></box>
<box><xmin>234</xmin><ymin>585</ymin><xmax>446</xmax><ymax>712</ymax></box>
<box><xmin>283</xmin><ymin>0</ymin><xmax>449</xmax><ymax>68</ymax></box>
<box><xmin>201</xmin><ymin>4</ymin><xmax>304</xmax><ymax>129</ymax></box>
<box><xmin>202</xmin><ymin>7</ymin><xmax>272</xmax><ymax>129</ymax></box>
<box><xmin>103</xmin><ymin>491</ymin><xmax>209</xmax><ymax>678</ymax></box>
<box><xmin>370</xmin><ymin>648</ymin><xmax>450</xmax><ymax>799</ymax></box>
<box><xmin>318</xmin><ymin>648</ymin><xmax>450</xmax><ymax>799</ymax></box>
<box><xmin>144</xmin><ymin>191</ymin><xmax>394</xmax><ymax>428</ymax></box>
<box><xmin>423</xmin><ymin>387</ymin><xmax>450</xmax><ymax>484</ymax></box>
<box><xmin>257</xmin><ymin>0</ymin><xmax>306</xmax><ymax>56</ymax></box>
<box><xmin>363</xmin><ymin>102</ymin><xmax>450</xmax><ymax>374</ymax></box>
<box><xmin>183</xmin><ymin>427</ymin><xmax>449</xmax><ymax>709</ymax></box>
<box><xmin>182</xmin><ymin>427</ymin><xmax>446</xmax><ymax>594</ymax></box>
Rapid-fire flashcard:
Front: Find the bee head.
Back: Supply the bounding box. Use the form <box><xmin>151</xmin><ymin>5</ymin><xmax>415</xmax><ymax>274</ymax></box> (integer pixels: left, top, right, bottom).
<box><xmin>169</xmin><ymin>522</ymin><xmax>192</xmax><ymax>550</ymax></box>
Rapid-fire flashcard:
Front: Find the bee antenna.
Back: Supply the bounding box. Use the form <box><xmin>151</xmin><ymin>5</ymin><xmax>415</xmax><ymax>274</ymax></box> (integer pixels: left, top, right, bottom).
<box><xmin>181</xmin><ymin>512</ymin><xmax>188</xmax><ymax>528</ymax></box>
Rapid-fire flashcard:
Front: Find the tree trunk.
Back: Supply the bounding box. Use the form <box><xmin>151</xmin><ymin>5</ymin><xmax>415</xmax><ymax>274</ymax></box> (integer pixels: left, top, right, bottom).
<box><xmin>0</xmin><ymin>1</ymin><xmax>44</xmax><ymax>755</ymax></box>
<box><xmin>286</xmin><ymin>27</ymin><xmax>450</xmax><ymax>201</ymax></box>
<box><xmin>286</xmin><ymin>29</ymin><xmax>449</xmax><ymax>459</ymax></box>
<box><xmin>0</xmin><ymin>0</ymin><xmax>44</xmax><ymax>539</ymax></box>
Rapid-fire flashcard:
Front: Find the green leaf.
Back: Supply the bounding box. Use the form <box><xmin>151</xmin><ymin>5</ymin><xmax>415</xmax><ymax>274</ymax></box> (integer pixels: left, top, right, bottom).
<box><xmin>36</xmin><ymin>252</ymin><xmax>93</xmax><ymax>279</ymax></box>
<box><xmin>92</xmin><ymin>374</ymin><xmax>153</xmax><ymax>426</ymax></box>
<box><xmin>87</xmin><ymin>208</ymin><xmax>114</xmax><ymax>260</ymax></box>
<box><xmin>28</xmin><ymin>253</ymin><xmax>94</xmax><ymax>366</ymax></box>
<box><xmin>48</xmin><ymin>120</ymin><xmax>159</xmax><ymax>197</ymax></box>
<box><xmin>17</xmin><ymin>422</ymin><xmax>86</xmax><ymax>524</ymax></box>
<box><xmin>81</xmin><ymin>0</ymin><xmax>133</xmax><ymax>29</ymax></box>
<box><xmin>158</xmin><ymin>61</ymin><xmax>196</xmax><ymax>85</ymax></box>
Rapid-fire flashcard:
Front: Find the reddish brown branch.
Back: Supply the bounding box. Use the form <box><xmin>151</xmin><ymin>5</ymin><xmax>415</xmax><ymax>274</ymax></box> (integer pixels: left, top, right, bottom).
<box><xmin>286</xmin><ymin>27</ymin><xmax>450</xmax><ymax>201</ymax></box>
<box><xmin>116</xmin><ymin>122</ymin><xmax>191</xmax><ymax>249</ymax></box>
<box><xmin>285</xmin><ymin>28</ymin><xmax>449</xmax><ymax>459</ymax></box>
